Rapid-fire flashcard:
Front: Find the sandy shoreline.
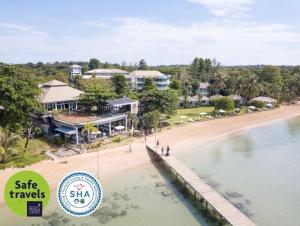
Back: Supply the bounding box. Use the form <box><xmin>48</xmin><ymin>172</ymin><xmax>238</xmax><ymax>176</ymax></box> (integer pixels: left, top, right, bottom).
<box><xmin>1</xmin><ymin>104</ymin><xmax>300</xmax><ymax>205</ymax></box>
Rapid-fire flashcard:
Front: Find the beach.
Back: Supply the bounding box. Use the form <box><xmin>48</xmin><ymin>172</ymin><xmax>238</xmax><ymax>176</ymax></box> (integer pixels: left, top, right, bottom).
<box><xmin>1</xmin><ymin>104</ymin><xmax>300</xmax><ymax>206</ymax></box>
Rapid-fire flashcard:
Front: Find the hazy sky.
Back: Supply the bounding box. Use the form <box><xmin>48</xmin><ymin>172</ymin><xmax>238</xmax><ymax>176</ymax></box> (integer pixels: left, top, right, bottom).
<box><xmin>0</xmin><ymin>0</ymin><xmax>300</xmax><ymax>65</ymax></box>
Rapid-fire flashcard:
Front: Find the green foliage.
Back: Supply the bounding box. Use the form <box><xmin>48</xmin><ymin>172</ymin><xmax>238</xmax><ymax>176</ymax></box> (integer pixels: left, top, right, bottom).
<box><xmin>138</xmin><ymin>59</ymin><xmax>148</xmax><ymax>70</ymax></box>
<box><xmin>140</xmin><ymin>89</ymin><xmax>179</xmax><ymax>116</ymax></box>
<box><xmin>143</xmin><ymin>78</ymin><xmax>156</xmax><ymax>91</ymax></box>
<box><xmin>242</xmin><ymin>75</ymin><xmax>258</xmax><ymax>100</ymax></box>
<box><xmin>169</xmin><ymin>80</ymin><xmax>182</xmax><ymax>96</ymax></box>
<box><xmin>88</xmin><ymin>58</ymin><xmax>101</xmax><ymax>70</ymax></box>
<box><xmin>142</xmin><ymin>110</ymin><xmax>160</xmax><ymax>131</ymax></box>
<box><xmin>79</xmin><ymin>82</ymin><xmax>116</xmax><ymax>111</ymax></box>
<box><xmin>111</xmin><ymin>74</ymin><xmax>128</xmax><ymax>96</ymax></box>
<box><xmin>251</xmin><ymin>100</ymin><xmax>265</xmax><ymax>108</ymax></box>
<box><xmin>111</xmin><ymin>136</ymin><xmax>121</xmax><ymax>143</ymax></box>
<box><xmin>213</xmin><ymin>97</ymin><xmax>234</xmax><ymax>112</ymax></box>
<box><xmin>53</xmin><ymin>136</ymin><xmax>65</xmax><ymax>145</ymax></box>
<box><xmin>260</xmin><ymin>66</ymin><xmax>282</xmax><ymax>83</ymax></box>
<box><xmin>0</xmin><ymin>66</ymin><xmax>42</xmax><ymax>133</ymax></box>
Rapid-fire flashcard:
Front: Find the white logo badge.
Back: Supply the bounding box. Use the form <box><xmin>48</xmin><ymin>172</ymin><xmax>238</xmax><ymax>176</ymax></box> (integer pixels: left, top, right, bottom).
<box><xmin>57</xmin><ymin>171</ymin><xmax>103</xmax><ymax>217</ymax></box>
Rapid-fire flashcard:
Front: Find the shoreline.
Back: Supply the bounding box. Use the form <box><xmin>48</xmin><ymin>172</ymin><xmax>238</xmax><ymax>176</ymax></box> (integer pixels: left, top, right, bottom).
<box><xmin>1</xmin><ymin>104</ymin><xmax>300</xmax><ymax>206</ymax></box>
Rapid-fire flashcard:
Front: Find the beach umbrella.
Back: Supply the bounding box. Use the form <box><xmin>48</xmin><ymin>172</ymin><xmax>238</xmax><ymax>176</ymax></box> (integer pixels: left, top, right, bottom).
<box><xmin>115</xmin><ymin>125</ymin><xmax>125</xmax><ymax>131</ymax></box>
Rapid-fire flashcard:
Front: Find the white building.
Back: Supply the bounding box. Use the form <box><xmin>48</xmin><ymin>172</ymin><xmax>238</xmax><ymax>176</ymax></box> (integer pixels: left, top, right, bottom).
<box><xmin>199</xmin><ymin>82</ymin><xmax>209</xmax><ymax>96</ymax></box>
<box><xmin>129</xmin><ymin>70</ymin><xmax>170</xmax><ymax>90</ymax></box>
<box><xmin>69</xmin><ymin>65</ymin><xmax>82</xmax><ymax>80</ymax></box>
<box><xmin>82</xmin><ymin>69</ymin><xmax>129</xmax><ymax>79</ymax></box>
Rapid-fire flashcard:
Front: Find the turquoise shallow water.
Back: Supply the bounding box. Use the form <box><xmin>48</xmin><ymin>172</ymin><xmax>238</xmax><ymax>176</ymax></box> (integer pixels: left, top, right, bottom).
<box><xmin>178</xmin><ymin>117</ymin><xmax>300</xmax><ymax>226</ymax></box>
<box><xmin>0</xmin><ymin>163</ymin><xmax>213</xmax><ymax>226</ymax></box>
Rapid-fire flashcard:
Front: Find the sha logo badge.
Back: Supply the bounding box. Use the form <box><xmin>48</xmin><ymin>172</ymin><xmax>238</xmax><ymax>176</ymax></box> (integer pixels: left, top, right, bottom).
<box><xmin>57</xmin><ymin>171</ymin><xmax>103</xmax><ymax>217</ymax></box>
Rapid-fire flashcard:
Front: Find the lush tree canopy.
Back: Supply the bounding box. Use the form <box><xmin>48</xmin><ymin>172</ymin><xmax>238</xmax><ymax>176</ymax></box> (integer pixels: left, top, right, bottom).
<box><xmin>140</xmin><ymin>89</ymin><xmax>179</xmax><ymax>116</ymax></box>
<box><xmin>111</xmin><ymin>74</ymin><xmax>128</xmax><ymax>97</ymax></box>
<box><xmin>88</xmin><ymin>58</ymin><xmax>101</xmax><ymax>70</ymax></box>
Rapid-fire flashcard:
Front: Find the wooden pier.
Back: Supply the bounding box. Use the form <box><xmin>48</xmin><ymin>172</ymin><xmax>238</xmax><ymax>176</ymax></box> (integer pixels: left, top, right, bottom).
<box><xmin>147</xmin><ymin>145</ymin><xmax>256</xmax><ymax>226</ymax></box>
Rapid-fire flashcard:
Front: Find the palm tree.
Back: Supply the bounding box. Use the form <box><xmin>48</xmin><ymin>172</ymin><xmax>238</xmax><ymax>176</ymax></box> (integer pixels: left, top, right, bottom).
<box><xmin>82</xmin><ymin>123</ymin><xmax>98</xmax><ymax>142</ymax></box>
<box><xmin>127</xmin><ymin>113</ymin><xmax>139</xmax><ymax>136</ymax></box>
<box><xmin>214</xmin><ymin>72</ymin><xmax>226</xmax><ymax>94</ymax></box>
<box><xmin>233</xmin><ymin>76</ymin><xmax>244</xmax><ymax>96</ymax></box>
<box><xmin>243</xmin><ymin>75</ymin><xmax>258</xmax><ymax>101</ymax></box>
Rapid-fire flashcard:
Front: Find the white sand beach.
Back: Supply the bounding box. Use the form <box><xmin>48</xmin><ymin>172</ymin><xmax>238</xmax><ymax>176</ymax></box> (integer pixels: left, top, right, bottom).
<box><xmin>1</xmin><ymin>104</ymin><xmax>300</xmax><ymax>206</ymax></box>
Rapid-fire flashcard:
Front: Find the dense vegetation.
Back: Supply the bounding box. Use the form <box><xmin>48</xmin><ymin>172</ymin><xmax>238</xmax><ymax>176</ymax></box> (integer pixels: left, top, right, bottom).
<box><xmin>1</xmin><ymin>57</ymin><xmax>300</xmax><ymax>168</ymax></box>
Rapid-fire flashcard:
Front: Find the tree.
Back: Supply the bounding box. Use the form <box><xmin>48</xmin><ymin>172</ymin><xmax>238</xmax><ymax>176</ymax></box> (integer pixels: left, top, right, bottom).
<box><xmin>127</xmin><ymin>113</ymin><xmax>139</xmax><ymax>136</ymax></box>
<box><xmin>143</xmin><ymin>78</ymin><xmax>156</xmax><ymax>91</ymax></box>
<box><xmin>191</xmin><ymin>58</ymin><xmax>200</xmax><ymax>81</ymax></box>
<box><xmin>138</xmin><ymin>59</ymin><xmax>148</xmax><ymax>70</ymax></box>
<box><xmin>0</xmin><ymin>127</ymin><xmax>21</xmax><ymax>163</ymax></box>
<box><xmin>233</xmin><ymin>76</ymin><xmax>244</xmax><ymax>96</ymax></box>
<box><xmin>169</xmin><ymin>80</ymin><xmax>182</xmax><ymax>96</ymax></box>
<box><xmin>214</xmin><ymin>72</ymin><xmax>226</xmax><ymax>93</ymax></box>
<box><xmin>79</xmin><ymin>83</ymin><xmax>116</xmax><ymax>112</ymax></box>
<box><xmin>142</xmin><ymin>110</ymin><xmax>160</xmax><ymax>133</ymax></box>
<box><xmin>140</xmin><ymin>89</ymin><xmax>179</xmax><ymax>116</ymax></box>
<box><xmin>82</xmin><ymin>123</ymin><xmax>98</xmax><ymax>142</ymax></box>
<box><xmin>0</xmin><ymin>66</ymin><xmax>41</xmax><ymax>150</ymax></box>
<box><xmin>242</xmin><ymin>75</ymin><xmax>258</xmax><ymax>101</ymax></box>
<box><xmin>213</xmin><ymin>97</ymin><xmax>234</xmax><ymax>112</ymax></box>
<box><xmin>182</xmin><ymin>82</ymin><xmax>190</xmax><ymax>108</ymax></box>
<box><xmin>88</xmin><ymin>58</ymin><xmax>101</xmax><ymax>70</ymax></box>
<box><xmin>260</xmin><ymin>66</ymin><xmax>282</xmax><ymax>83</ymax></box>
<box><xmin>111</xmin><ymin>74</ymin><xmax>128</xmax><ymax>96</ymax></box>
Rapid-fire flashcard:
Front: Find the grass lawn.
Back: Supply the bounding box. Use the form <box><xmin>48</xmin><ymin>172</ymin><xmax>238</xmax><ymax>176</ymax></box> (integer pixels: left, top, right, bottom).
<box><xmin>0</xmin><ymin>138</ymin><xmax>49</xmax><ymax>170</ymax></box>
<box><xmin>167</xmin><ymin>106</ymin><xmax>215</xmax><ymax>126</ymax></box>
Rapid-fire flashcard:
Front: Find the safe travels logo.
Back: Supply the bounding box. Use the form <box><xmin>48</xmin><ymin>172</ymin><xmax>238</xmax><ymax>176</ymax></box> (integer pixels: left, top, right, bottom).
<box><xmin>57</xmin><ymin>171</ymin><xmax>103</xmax><ymax>217</ymax></box>
<box><xmin>4</xmin><ymin>171</ymin><xmax>50</xmax><ymax>217</ymax></box>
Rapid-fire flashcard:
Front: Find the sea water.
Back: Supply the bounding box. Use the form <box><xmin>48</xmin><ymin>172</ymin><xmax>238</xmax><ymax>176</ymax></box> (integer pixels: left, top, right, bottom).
<box><xmin>178</xmin><ymin>117</ymin><xmax>300</xmax><ymax>226</ymax></box>
<box><xmin>1</xmin><ymin>163</ymin><xmax>214</xmax><ymax>226</ymax></box>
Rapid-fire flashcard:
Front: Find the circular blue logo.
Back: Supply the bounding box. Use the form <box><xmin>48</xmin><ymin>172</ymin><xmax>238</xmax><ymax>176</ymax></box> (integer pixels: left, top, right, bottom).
<box><xmin>57</xmin><ymin>171</ymin><xmax>103</xmax><ymax>217</ymax></box>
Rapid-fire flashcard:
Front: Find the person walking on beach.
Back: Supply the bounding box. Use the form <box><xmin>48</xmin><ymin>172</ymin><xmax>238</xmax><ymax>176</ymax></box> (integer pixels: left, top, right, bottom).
<box><xmin>157</xmin><ymin>140</ymin><xmax>159</xmax><ymax>147</ymax></box>
<box><xmin>161</xmin><ymin>147</ymin><xmax>164</xmax><ymax>155</ymax></box>
<box><xmin>166</xmin><ymin>145</ymin><xmax>170</xmax><ymax>156</ymax></box>
<box><xmin>129</xmin><ymin>144</ymin><xmax>132</xmax><ymax>152</ymax></box>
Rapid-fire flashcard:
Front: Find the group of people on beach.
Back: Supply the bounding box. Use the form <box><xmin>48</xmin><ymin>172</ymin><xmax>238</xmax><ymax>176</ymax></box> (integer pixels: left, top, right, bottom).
<box><xmin>157</xmin><ymin>140</ymin><xmax>170</xmax><ymax>156</ymax></box>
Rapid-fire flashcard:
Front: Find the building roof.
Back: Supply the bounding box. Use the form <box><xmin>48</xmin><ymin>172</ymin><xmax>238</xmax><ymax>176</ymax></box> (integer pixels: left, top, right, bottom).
<box><xmin>129</xmin><ymin>70</ymin><xmax>168</xmax><ymax>79</ymax></box>
<box><xmin>39</xmin><ymin>80</ymin><xmax>83</xmax><ymax>103</ymax></box>
<box><xmin>70</xmin><ymin>64</ymin><xmax>82</xmax><ymax>68</ymax></box>
<box><xmin>84</xmin><ymin>69</ymin><xmax>129</xmax><ymax>75</ymax></box>
<box><xmin>251</xmin><ymin>96</ymin><xmax>277</xmax><ymax>102</ymax></box>
<box><xmin>199</xmin><ymin>82</ymin><xmax>209</xmax><ymax>89</ymax></box>
<box><xmin>106</xmin><ymin>97</ymin><xmax>138</xmax><ymax>106</ymax></box>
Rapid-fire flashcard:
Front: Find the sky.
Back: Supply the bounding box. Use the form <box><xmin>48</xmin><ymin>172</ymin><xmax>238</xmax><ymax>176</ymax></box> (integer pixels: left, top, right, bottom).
<box><xmin>0</xmin><ymin>0</ymin><xmax>300</xmax><ymax>66</ymax></box>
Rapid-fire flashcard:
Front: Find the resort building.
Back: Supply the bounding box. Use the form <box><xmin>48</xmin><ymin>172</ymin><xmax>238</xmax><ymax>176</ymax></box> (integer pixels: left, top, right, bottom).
<box><xmin>37</xmin><ymin>80</ymin><xmax>138</xmax><ymax>144</ymax></box>
<box><xmin>53</xmin><ymin>97</ymin><xmax>138</xmax><ymax>144</ymax></box>
<box><xmin>129</xmin><ymin>70</ymin><xmax>170</xmax><ymax>90</ymax></box>
<box><xmin>39</xmin><ymin>80</ymin><xmax>83</xmax><ymax>112</ymax></box>
<box><xmin>199</xmin><ymin>82</ymin><xmax>210</xmax><ymax>96</ymax></box>
<box><xmin>69</xmin><ymin>65</ymin><xmax>82</xmax><ymax>80</ymax></box>
<box><xmin>179</xmin><ymin>95</ymin><xmax>209</xmax><ymax>107</ymax></box>
<box><xmin>82</xmin><ymin>68</ymin><xmax>129</xmax><ymax>80</ymax></box>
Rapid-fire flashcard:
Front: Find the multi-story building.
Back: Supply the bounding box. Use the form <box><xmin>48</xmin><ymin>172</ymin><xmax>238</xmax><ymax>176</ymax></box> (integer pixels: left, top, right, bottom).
<box><xmin>69</xmin><ymin>65</ymin><xmax>82</xmax><ymax>80</ymax></box>
<box><xmin>37</xmin><ymin>80</ymin><xmax>138</xmax><ymax>144</ymax></box>
<box><xmin>129</xmin><ymin>70</ymin><xmax>170</xmax><ymax>90</ymax></box>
